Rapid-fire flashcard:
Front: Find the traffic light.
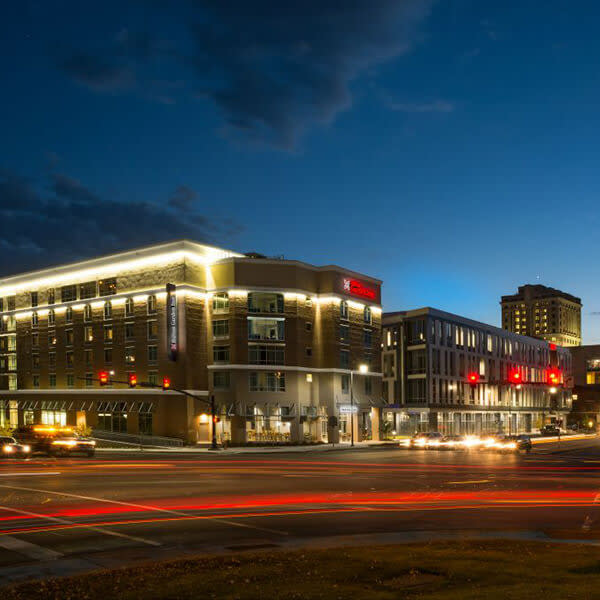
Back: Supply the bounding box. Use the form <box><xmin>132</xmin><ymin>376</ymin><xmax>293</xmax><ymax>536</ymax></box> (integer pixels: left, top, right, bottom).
<box><xmin>162</xmin><ymin>377</ymin><xmax>171</xmax><ymax>391</ymax></box>
<box><xmin>547</xmin><ymin>367</ymin><xmax>561</xmax><ymax>386</ymax></box>
<box><xmin>467</xmin><ymin>372</ymin><xmax>480</xmax><ymax>386</ymax></box>
<box><xmin>99</xmin><ymin>371</ymin><xmax>109</xmax><ymax>386</ymax></box>
<box><xmin>128</xmin><ymin>373</ymin><xmax>138</xmax><ymax>388</ymax></box>
<box><xmin>509</xmin><ymin>369</ymin><xmax>522</xmax><ymax>385</ymax></box>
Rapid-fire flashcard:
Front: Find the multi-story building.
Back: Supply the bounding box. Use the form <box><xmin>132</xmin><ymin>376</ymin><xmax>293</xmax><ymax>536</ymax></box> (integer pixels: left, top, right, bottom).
<box><xmin>568</xmin><ymin>345</ymin><xmax>600</xmax><ymax>428</ymax></box>
<box><xmin>382</xmin><ymin>307</ymin><xmax>572</xmax><ymax>435</ymax></box>
<box><xmin>0</xmin><ymin>240</ymin><xmax>383</xmax><ymax>444</ymax></box>
<box><xmin>501</xmin><ymin>284</ymin><xmax>582</xmax><ymax>347</ymax></box>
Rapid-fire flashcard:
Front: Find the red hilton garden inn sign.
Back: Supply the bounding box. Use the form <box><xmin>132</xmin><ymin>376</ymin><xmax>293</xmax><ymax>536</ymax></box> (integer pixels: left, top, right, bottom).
<box><xmin>343</xmin><ymin>277</ymin><xmax>376</xmax><ymax>301</ymax></box>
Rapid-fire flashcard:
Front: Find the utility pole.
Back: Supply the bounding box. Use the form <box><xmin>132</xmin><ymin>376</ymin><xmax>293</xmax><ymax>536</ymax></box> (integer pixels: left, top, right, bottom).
<box><xmin>209</xmin><ymin>394</ymin><xmax>218</xmax><ymax>451</ymax></box>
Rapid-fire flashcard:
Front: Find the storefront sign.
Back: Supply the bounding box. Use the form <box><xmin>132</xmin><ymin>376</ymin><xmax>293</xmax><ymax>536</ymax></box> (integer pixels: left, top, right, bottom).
<box><xmin>166</xmin><ymin>283</ymin><xmax>178</xmax><ymax>361</ymax></box>
<box><xmin>343</xmin><ymin>277</ymin><xmax>376</xmax><ymax>300</ymax></box>
<box><xmin>339</xmin><ymin>404</ymin><xmax>358</xmax><ymax>414</ymax></box>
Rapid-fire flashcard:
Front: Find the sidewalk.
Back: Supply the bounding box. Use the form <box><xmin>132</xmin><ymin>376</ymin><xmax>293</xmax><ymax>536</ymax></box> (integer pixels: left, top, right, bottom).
<box><xmin>95</xmin><ymin>440</ymin><xmax>397</xmax><ymax>454</ymax></box>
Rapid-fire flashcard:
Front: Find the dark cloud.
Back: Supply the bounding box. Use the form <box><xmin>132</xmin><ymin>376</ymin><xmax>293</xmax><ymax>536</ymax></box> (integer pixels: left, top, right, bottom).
<box><xmin>0</xmin><ymin>170</ymin><xmax>242</xmax><ymax>276</ymax></box>
<box><xmin>168</xmin><ymin>185</ymin><xmax>197</xmax><ymax>211</ymax></box>
<box><xmin>58</xmin><ymin>0</ymin><xmax>433</xmax><ymax>149</ymax></box>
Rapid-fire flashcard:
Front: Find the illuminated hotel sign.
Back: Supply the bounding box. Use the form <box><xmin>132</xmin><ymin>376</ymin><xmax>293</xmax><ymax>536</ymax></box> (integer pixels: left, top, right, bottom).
<box><xmin>339</xmin><ymin>404</ymin><xmax>359</xmax><ymax>414</ymax></box>
<box><xmin>343</xmin><ymin>278</ymin><xmax>376</xmax><ymax>300</ymax></box>
<box><xmin>166</xmin><ymin>283</ymin><xmax>178</xmax><ymax>361</ymax></box>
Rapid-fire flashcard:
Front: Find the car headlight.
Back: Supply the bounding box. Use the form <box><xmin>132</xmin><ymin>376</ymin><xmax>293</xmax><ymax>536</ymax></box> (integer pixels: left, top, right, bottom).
<box><xmin>3</xmin><ymin>445</ymin><xmax>14</xmax><ymax>453</ymax></box>
<box><xmin>22</xmin><ymin>445</ymin><xmax>31</xmax><ymax>453</ymax></box>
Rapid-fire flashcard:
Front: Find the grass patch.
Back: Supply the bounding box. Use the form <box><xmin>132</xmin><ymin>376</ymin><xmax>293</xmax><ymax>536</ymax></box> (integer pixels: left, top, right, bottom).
<box><xmin>5</xmin><ymin>540</ymin><xmax>600</xmax><ymax>599</ymax></box>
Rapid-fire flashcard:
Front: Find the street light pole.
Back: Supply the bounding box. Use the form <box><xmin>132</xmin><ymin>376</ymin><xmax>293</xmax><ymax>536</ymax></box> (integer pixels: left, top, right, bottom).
<box><xmin>210</xmin><ymin>394</ymin><xmax>218</xmax><ymax>451</ymax></box>
<box><xmin>350</xmin><ymin>370</ymin><xmax>354</xmax><ymax>447</ymax></box>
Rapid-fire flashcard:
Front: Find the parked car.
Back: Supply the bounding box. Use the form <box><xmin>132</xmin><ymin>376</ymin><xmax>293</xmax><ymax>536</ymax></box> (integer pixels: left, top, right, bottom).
<box><xmin>0</xmin><ymin>436</ymin><xmax>31</xmax><ymax>458</ymax></box>
<box><xmin>540</xmin><ymin>425</ymin><xmax>561</xmax><ymax>436</ymax></box>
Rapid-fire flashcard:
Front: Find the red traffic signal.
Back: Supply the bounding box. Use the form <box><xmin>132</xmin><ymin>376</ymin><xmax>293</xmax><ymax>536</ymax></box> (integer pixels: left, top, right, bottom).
<box><xmin>162</xmin><ymin>377</ymin><xmax>171</xmax><ymax>391</ymax></box>
<box><xmin>509</xmin><ymin>369</ymin><xmax>522</xmax><ymax>385</ymax></box>
<box><xmin>99</xmin><ymin>371</ymin><xmax>109</xmax><ymax>386</ymax></box>
<box><xmin>128</xmin><ymin>373</ymin><xmax>138</xmax><ymax>388</ymax></box>
<box><xmin>467</xmin><ymin>372</ymin><xmax>480</xmax><ymax>386</ymax></box>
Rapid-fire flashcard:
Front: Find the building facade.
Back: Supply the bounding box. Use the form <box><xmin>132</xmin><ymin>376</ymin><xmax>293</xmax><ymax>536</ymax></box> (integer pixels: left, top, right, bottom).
<box><xmin>0</xmin><ymin>240</ymin><xmax>383</xmax><ymax>444</ymax></box>
<box><xmin>382</xmin><ymin>308</ymin><xmax>572</xmax><ymax>435</ymax></box>
<box><xmin>501</xmin><ymin>284</ymin><xmax>582</xmax><ymax>346</ymax></box>
<box><xmin>568</xmin><ymin>345</ymin><xmax>600</xmax><ymax>428</ymax></box>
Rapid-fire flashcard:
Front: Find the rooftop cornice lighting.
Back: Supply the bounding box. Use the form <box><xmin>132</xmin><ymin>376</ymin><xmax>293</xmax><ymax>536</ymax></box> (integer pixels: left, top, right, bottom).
<box><xmin>0</xmin><ymin>244</ymin><xmax>241</xmax><ymax>297</ymax></box>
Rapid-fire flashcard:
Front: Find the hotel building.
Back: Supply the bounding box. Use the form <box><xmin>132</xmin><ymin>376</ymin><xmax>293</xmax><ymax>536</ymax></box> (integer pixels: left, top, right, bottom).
<box><xmin>567</xmin><ymin>345</ymin><xmax>600</xmax><ymax>428</ymax></box>
<box><xmin>382</xmin><ymin>308</ymin><xmax>572</xmax><ymax>435</ymax></box>
<box><xmin>0</xmin><ymin>240</ymin><xmax>382</xmax><ymax>444</ymax></box>
<box><xmin>501</xmin><ymin>284</ymin><xmax>582</xmax><ymax>347</ymax></box>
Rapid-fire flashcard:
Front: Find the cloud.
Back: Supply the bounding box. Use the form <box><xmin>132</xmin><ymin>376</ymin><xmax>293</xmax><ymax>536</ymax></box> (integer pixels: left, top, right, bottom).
<box><xmin>0</xmin><ymin>169</ymin><xmax>242</xmax><ymax>276</ymax></box>
<box><xmin>168</xmin><ymin>185</ymin><xmax>197</xmax><ymax>211</ymax></box>
<box><xmin>386</xmin><ymin>99</ymin><xmax>455</xmax><ymax>113</ymax></box>
<box><xmin>58</xmin><ymin>0</ymin><xmax>434</xmax><ymax>149</ymax></box>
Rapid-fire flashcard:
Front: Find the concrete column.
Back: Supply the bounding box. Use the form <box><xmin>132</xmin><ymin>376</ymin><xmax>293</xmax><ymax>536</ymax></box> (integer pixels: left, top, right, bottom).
<box><xmin>370</xmin><ymin>407</ymin><xmax>380</xmax><ymax>441</ymax></box>
<box><xmin>328</xmin><ymin>417</ymin><xmax>340</xmax><ymax>444</ymax></box>
<box><xmin>230</xmin><ymin>416</ymin><xmax>246</xmax><ymax>445</ymax></box>
<box><xmin>290</xmin><ymin>417</ymin><xmax>302</xmax><ymax>443</ymax></box>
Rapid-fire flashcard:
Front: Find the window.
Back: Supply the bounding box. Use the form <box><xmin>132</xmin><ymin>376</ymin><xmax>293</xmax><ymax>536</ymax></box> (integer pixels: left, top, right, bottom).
<box><xmin>213</xmin><ymin>345</ymin><xmax>230</xmax><ymax>363</ymax></box>
<box><xmin>7</xmin><ymin>296</ymin><xmax>15</xmax><ymax>311</ymax></box>
<box><xmin>148</xmin><ymin>372</ymin><xmax>158</xmax><ymax>386</ymax></box>
<box><xmin>213</xmin><ymin>371</ymin><xmax>230</xmax><ymax>390</ymax></box>
<box><xmin>32</xmin><ymin>332</ymin><xmax>39</xmax><ymax>347</ymax></box>
<box><xmin>148</xmin><ymin>345</ymin><xmax>158</xmax><ymax>362</ymax></box>
<box><xmin>147</xmin><ymin>295</ymin><xmax>157</xmax><ymax>314</ymax></box>
<box><xmin>306</xmin><ymin>321</ymin><xmax>312</xmax><ymax>332</ymax></box>
<box><xmin>49</xmin><ymin>352</ymin><xmax>56</xmax><ymax>369</ymax></box>
<box><xmin>85</xmin><ymin>349</ymin><xmax>93</xmax><ymax>366</ymax></box>
<box><xmin>306</xmin><ymin>347</ymin><xmax>312</xmax><ymax>357</ymax></box>
<box><xmin>7</xmin><ymin>355</ymin><xmax>16</xmax><ymax>371</ymax></box>
<box><xmin>48</xmin><ymin>332</ymin><xmax>57</xmax><ymax>346</ymax></box>
<box><xmin>125</xmin><ymin>297</ymin><xmax>134</xmax><ymax>317</ymax></box>
<box><xmin>363</xmin><ymin>329</ymin><xmax>372</xmax><ymax>347</ymax></box>
<box><xmin>98</xmin><ymin>278</ymin><xmax>117</xmax><ymax>296</ymax></box>
<box><xmin>364</xmin><ymin>306</ymin><xmax>372</xmax><ymax>324</ymax></box>
<box><xmin>33</xmin><ymin>375</ymin><xmax>40</xmax><ymax>388</ymax></box>
<box><xmin>66</xmin><ymin>351</ymin><xmax>74</xmax><ymax>368</ymax></box>
<box><xmin>125</xmin><ymin>348</ymin><xmax>135</xmax><ymax>365</ymax></box>
<box><xmin>213</xmin><ymin>319</ymin><xmax>229</xmax><ymax>339</ymax></box>
<box><xmin>340</xmin><ymin>350</ymin><xmax>350</xmax><ymax>369</ymax></box>
<box><xmin>84</xmin><ymin>326</ymin><xmax>93</xmax><ymax>342</ymax></box>
<box><xmin>67</xmin><ymin>374</ymin><xmax>75</xmax><ymax>387</ymax></box>
<box><xmin>104</xmin><ymin>301</ymin><xmax>112</xmax><ymax>319</ymax></box>
<box><xmin>104</xmin><ymin>325</ymin><xmax>113</xmax><ymax>342</ymax></box>
<box><xmin>66</xmin><ymin>306</ymin><xmax>73</xmax><ymax>322</ymax></box>
<box><xmin>31</xmin><ymin>312</ymin><xmax>38</xmax><ymax>327</ymax></box>
<box><xmin>139</xmin><ymin>412</ymin><xmax>153</xmax><ymax>435</ymax></box>
<box><xmin>30</xmin><ymin>291</ymin><xmax>38</xmax><ymax>307</ymax></box>
<box><xmin>340</xmin><ymin>300</ymin><xmax>349</xmax><ymax>320</ymax></box>
<box><xmin>248</xmin><ymin>345</ymin><xmax>284</xmax><ymax>365</ymax></box>
<box><xmin>49</xmin><ymin>374</ymin><xmax>56</xmax><ymax>388</ymax></box>
<box><xmin>85</xmin><ymin>372</ymin><xmax>93</xmax><ymax>387</ymax></box>
<box><xmin>65</xmin><ymin>329</ymin><xmax>74</xmax><ymax>345</ymax></box>
<box><xmin>147</xmin><ymin>320</ymin><xmax>158</xmax><ymax>340</ymax></box>
<box><xmin>248</xmin><ymin>292</ymin><xmax>284</xmax><ymax>314</ymax></box>
<box><xmin>340</xmin><ymin>324</ymin><xmax>350</xmax><ymax>343</ymax></box>
<box><xmin>41</xmin><ymin>410</ymin><xmax>65</xmax><ymax>426</ymax></box>
<box><xmin>212</xmin><ymin>292</ymin><xmax>229</xmax><ymax>313</ymax></box>
<box><xmin>104</xmin><ymin>348</ymin><xmax>113</xmax><ymax>363</ymax></box>
<box><xmin>407</xmin><ymin>349</ymin><xmax>426</xmax><ymax>374</ymax></box>
<box><xmin>125</xmin><ymin>322</ymin><xmax>135</xmax><ymax>340</ymax></box>
<box><xmin>84</xmin><ymin>304</ymin><xmax>92</xmax><ymax>321</ymax></box>
<box><xmin>341</xmin><ymin>374</ymin><xmax>350</xmax><ymax>394</ymax></box>
<box><xmin>8</xmin><ymin>373</ymin><xmax>17</xmax><ymax>390</ymax></box>
<box><xmin>32</xmin><ymin>354</ymin><xmax>40</xmax><ymax>369</ymax></box>
<box><xmin>61</xmin><ymin>285</ymin><xmax>77</xmax><ymax>303</ymax></box>
<box><xmin>365</xmin><ymin>377</ymin><xmax>372</xmax><ymax>395</ymax></box>
<box><xmin>247</xmin><ymin>317</ymin><xmax>284</xmax><ymax>341</ymax></box>
<box><xmin>48</xmin><ymin>309</ymin><xmax>55</xmax><ymax>325</ymax></box>
<box><xmin>79</xmin><ymin>281</ymin><xmax>96</xmax><ymax>299</ymax></box>
<box><xmin>47</xmin><ymin>289</ymin><xmax>55</xmax><ymax>305</ymax></box>
<box><xmin>249</xmin><ymin>371</ymin><xmax>286</xmax><ymax>392</ymax></box>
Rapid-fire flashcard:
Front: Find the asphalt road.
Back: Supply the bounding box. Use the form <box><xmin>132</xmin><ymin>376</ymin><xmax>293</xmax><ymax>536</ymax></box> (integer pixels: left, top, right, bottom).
<box><xmin>2</xmin><ymin>437</ymin><xmax>600</xmax><ymax>584</ymax></box>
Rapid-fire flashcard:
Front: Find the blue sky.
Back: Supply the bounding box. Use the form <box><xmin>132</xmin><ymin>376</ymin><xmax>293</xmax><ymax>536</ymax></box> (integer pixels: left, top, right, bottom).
<box><xmin>1</xmin><ymin>1</ymin><xmax>599</xmax><ymax>340</ymax></box>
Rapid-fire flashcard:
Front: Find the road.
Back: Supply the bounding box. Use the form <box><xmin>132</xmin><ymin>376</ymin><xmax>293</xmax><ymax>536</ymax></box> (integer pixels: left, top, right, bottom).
<box><xmin>1</xmin><ymin>437</ymin><xmax>600</xmax><ymax>584</ymax></box>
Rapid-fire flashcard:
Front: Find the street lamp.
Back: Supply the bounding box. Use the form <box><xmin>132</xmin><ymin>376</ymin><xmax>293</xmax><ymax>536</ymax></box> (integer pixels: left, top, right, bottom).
<box><xmin>350</xmin><ymin>364</ymin><xmax>368</xmax><ymax>447</ymax></box>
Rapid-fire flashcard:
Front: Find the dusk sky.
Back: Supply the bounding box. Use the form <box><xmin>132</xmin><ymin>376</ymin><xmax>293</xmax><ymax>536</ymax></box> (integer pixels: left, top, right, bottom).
<box><xmin>2</xmin><ymin>1</ymin><xmax>599</xmax><ymax>340</ymax></box>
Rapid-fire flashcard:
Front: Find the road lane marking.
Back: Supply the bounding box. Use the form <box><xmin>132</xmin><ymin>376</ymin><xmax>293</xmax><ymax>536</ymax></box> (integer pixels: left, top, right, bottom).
<box><xmin>0</xmin><ymin>472</ymin><xmax>61</xmax><ymax>477</ymax></box>
<box><xmin>0</xmin><ymin>534</ymin><xmax>63</xmax><ymax>560</ymax></box>
<box><xmin>445</xmin><ymin>480</ymin><xmax>492</xmax><ymax>485</ymax></box>
<box><xmin>0</xmin><ymin>504</ymin><xmax>160</xmax><ymax>547</ymax></box>
<box><xmin>0</xmin><ymin>483</ymin><xmax>288</xmax><ymax>537</ymax></box>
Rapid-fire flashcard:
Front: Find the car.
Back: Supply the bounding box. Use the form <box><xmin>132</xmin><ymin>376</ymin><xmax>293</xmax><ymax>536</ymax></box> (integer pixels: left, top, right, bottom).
<box><xmin>0</xmin><ymin>436</ymin><xmax>31</xmax><ymax>458</ymax></box>
<box><xmin>507</xmin><ymin>434</ymin><xmax>532</xmax><ymax>453</ymax></box>
<box><xmin>14</xmin><ymin>425</ymin><xmax>96</xmax><ymax>457</ymax></box>
<box><xmin>540</xmin><ymin>425</ymin><xmax>561</xmax><ymax>436</ymax></box>
<box><xmin>440</xmin><ymin>435</ymin><xmax>464</xmax><ymax>450</ymax></box>
<box><xmin>408</xmin><ymin>432</ymin><xmax>443</xmax><ymax>449</ymax></box>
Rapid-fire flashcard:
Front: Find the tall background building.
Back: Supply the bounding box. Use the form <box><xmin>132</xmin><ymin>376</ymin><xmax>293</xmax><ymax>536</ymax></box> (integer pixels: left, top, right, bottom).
<box><xmin>501</xmin><ymin>284</ymin><xmax>582</xmax><ymax>347</ymax></box>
